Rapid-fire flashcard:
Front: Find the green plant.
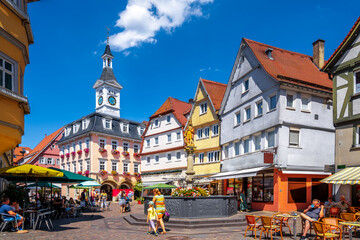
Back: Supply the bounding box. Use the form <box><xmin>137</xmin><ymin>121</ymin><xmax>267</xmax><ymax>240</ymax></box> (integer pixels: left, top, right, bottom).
<box><xmin>2</xmin><ymin>183</ymin><xmax>30</xmax><ymax>206</ymax></box>
<box><xmin>171</xmin><ymin>187</ymin><xmax>210</xmax><ymax>197</ymax></box>
<box><xmin>134</xmin><ymin>181</ymin><xmax>143</xmax><ymax>192</ymax></box>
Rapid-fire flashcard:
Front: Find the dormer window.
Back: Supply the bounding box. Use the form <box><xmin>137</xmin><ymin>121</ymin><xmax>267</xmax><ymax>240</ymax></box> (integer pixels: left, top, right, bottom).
<box><xmin>65</xmin><ymin>127</ymin><xmax>71</xmax><ymax>137</ymax></box>
<box><xmin>166</xmin><ymin>115</ymin><xmax>171</xmax><ymax>123</ymax></box>
<box><xmin>105</xmin><ymin>119</ymin><xmax>111</xmax><ymax>129</ymax></box>
<box><xmin>73</xmin><ymin>123</ymin><xmax>80</xmax><ymax>133</ymax></box>
<box><xmin>140</xmin><ymin>127</ymin><xmax>145</xmax><ymax>135</ymax></box>
<box><xmin>200</xmin><ymin>102</ymin><xmax>207</xmax><ymax>115</ymax></box>
<box><xmin>82</xmin><ymin>118</ymin><xmax>90</xmax><ymax>129</ymax></box>
<box><xmin>154</xmin><ymin>119</ymin><xmax>159</xmax><ymax>127</ymax></box>
<box><xmin>122</xmin><ymin>123</ymin><xmax>129</xmax><ymax>132</ymax></box>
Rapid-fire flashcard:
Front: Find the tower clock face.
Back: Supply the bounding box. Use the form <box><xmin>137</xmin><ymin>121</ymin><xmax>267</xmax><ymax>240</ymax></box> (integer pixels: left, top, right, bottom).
<box><xmin>108</xmin><ymin>96</ymin><xmax>116</xmax><ymax>106</ymax></box>
<box><xmin>98</xmin><ymin>96</ymin><xmax>103</xmax><ymax>105</ymax></box>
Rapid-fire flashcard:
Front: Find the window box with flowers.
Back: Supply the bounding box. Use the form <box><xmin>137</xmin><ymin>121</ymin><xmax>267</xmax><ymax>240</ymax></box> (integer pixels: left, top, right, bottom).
<box><xmin>60</xmin><ymin>154</ymin><xmax>64</xmax><ymax>158</ymax></box>
<box><xmin>77</xmin><ymin>171</ymin><xmax>82</xmax><ymax>175</ymax></box>
<box><xmin>122</xmin><ymin>151</ymin><xmax>129</xmax><ymax>156</ymax></box>
<box><xmin>111</xmin><ymin>170</ymin><xmax>118</xmax><ymax>176</ymax></box>
<box><xmin>71</xmin><ymin>151</ymin><xmax>76</xmax><ymax>157</ymax></box>
<box><xmin>84</xmin><ymin>148</ymin><xmax>90</xmax><ymax>154</ymax></box>
<box><xmin>133</xmin><ymin>153</ymin><xmax>140</xmax><ymax>158</ymax></box>
<box><xmin>99</xmin><ymin>170</ymin><xmax>107</xmax><ymax>176</ymax></box>
<box><xmin>123</xmin><ymin>171</ymin><xmax>130</xmax><ymax>177</ymax></box>
<box><xmin>111</xmin><ymin>149</ymin><xmax>119</xmax><ymax>155</ymax></box>
<box><xmin>134</xmin><ymin>172</ymin><xmax>141</xmax><ymax>178</ymax></box>
<box><xmin>77</xmin><ymin>150</ymin><xmax>82</xmax><ymax>155</ymax></box>
<box><xmin>65</xmin><ymin>153</ymin><xmax>70</xmax><ymax>158</ymax></box>
<box><xmin>98</xmin><ymin>148</ymin><xmax>107</xmax><ymax>153</ymax></box>
<box><xmin>84</xmin><ymin>170</ymin><xmax>89</xmax><ymax>177</ymax></box>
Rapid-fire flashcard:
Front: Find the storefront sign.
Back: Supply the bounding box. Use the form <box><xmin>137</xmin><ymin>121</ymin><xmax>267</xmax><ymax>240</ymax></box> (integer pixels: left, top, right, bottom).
<box><xmin>264</xmin><ymin>152</ymin><xmax>273</xmax><ymax>163</ymax></box>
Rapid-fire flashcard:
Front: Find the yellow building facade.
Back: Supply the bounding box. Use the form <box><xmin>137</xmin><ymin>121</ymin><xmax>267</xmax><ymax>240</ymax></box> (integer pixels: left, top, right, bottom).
<box><xmin>188</xmin><ymin>78</ymin><xmax>226</xmax><ymax>195</ymax></box>
<box><xmin>0</xmin><ymin>0</ymin><xmax>35</xmax><ymax>167</ymax></box>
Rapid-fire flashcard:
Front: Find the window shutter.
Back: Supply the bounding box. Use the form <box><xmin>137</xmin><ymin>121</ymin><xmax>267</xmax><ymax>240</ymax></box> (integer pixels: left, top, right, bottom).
<box><xmin>289</xmin><ymin>130</ymin><xmax>299</xmax><ymax>146</ymax></box>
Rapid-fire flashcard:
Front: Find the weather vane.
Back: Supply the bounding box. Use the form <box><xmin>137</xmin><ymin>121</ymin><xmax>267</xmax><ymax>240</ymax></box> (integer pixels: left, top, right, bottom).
<box><xmin>106</xmin><ymin>26</ymin><xmax>110</xmax><ymax>44</ymax></box>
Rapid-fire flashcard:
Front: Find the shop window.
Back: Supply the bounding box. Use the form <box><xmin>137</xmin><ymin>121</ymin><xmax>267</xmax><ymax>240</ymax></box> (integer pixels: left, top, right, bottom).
<box><xmin>252</xmin><ymin>173</ymin><xmax>274</xmax><ymax>202</ymax></box>
<box><xmin>288</xmin><ymin>178</ymin><xmax>307</xmax><ymax>203</ymax></box>
<box><xmin>312</xmin><ymin>178</ymin><xmax>329</xmax><ymax>202</ymax></box>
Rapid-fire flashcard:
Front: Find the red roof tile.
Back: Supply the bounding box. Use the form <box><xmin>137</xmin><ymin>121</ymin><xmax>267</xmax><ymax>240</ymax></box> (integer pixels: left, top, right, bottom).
<box><xmin>151</xmin><ymin>97</ymin><xmax>192</xmax><ymax>126</ymax></box>
<box><xmin>244</xmin><ymin>38</ymin><xmax>332</xmax><ymax>93</ymax></box>
<box><xmin>13</xmin><ymin>147</ymin><xmax>32</xmax><ymax>163</ymax></box>
<box><xmin>24</xmin><ymin>127</ymin><xmax>64</xmax><ymax>164</ymax></box>
<box><xmin>201</xmin><ymin>78</ymin><xmax>227</xmax><ymax>111</ymax></box>
<box><xmin>323</xmin><ymin>16</ymin><xmax>360</xmax><ymax>71</ymax></box>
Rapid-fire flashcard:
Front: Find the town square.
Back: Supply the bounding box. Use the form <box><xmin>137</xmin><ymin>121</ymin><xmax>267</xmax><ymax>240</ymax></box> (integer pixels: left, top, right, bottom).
<box><xmin>0</xmin><ymin>0</ymin><xmax>360</xmax><ymax>239</ymax></box>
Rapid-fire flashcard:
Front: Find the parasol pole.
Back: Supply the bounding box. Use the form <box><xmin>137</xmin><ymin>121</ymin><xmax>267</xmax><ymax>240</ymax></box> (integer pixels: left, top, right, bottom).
<box><xmin>50</xmin><ymin>182</ymin><xmax>53</xmax><ymax>210</ymax></box>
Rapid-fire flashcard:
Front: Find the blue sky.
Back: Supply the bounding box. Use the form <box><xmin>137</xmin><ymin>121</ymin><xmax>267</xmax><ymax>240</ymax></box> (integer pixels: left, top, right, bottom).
<box><xmin>22</xmin><ymin>0</ymin><xmax>360</xmax><ymax>148</ymax></box>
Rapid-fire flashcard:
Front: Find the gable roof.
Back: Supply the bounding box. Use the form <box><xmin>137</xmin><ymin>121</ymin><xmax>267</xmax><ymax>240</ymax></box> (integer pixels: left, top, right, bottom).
<box><xmin>244</xmin><ymin>38</ymin><xmax>332</xmax><ymax>93</ymax></box>
<box><xmin>323</xmin><ymin>16</ymin><xmax>360</xmax><ymax>72</ymax></box>
<box><xmin>23</xmin><ymin>127</ymin><xmax>64</xmax><ymax>165</ymax></box>
<box><xmin>201</xmin><ymin>78</ymin><xmax>227</xmax><ymax>111</ymax></box>
<box><xmin>150</xmin><ymin>97</ymin><xmax>192</xmax><ymax>126</ymax></box>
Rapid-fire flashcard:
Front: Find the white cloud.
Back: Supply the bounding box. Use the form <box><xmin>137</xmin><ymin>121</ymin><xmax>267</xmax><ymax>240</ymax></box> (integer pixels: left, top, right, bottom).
<box><xmin>109</xmin><ymin>0</ymin><xmax>213</xmax><ymax>52</ymax></box>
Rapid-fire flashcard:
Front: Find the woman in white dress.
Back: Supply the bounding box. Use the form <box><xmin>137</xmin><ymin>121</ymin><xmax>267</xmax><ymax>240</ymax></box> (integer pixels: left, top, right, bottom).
<box><xmin>118</xmin><ymin>191</ymin><xmax>126</xmax><ymax>213</ymax></box>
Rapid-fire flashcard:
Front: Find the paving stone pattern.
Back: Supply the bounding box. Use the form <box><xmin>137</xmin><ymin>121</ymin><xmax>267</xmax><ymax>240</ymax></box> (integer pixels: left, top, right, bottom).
<box><xmin>1</xmin><ymin>204</ymin><xmax>358</xmax><ymax>240</ymax></box>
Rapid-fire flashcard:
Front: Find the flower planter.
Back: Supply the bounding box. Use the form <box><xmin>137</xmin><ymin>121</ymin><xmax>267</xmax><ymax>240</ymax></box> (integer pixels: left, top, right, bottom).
<box><xmin>77</xmin><ymin>150</ymin><xmax>82</xmax><ymax>155</ymax></box>
<box><xmin>122</xmin><ymin>151</ymin><xmax>129</xmax><ymax>156</ymax></box>
<box><xmin>111</xmin><ymin>149</ymin><xmax>119</xmax><ymax>155</ymax></box>
<box><xmin>71</xmin><ymin>152</ymin><xmax>76</xmax><ymax>157</ymax></box>
<box><xmin>84</xmin><ymin>148</ymin><xmax>90</xmax><ymax>154</ymax></box>
<box><xmin>98</xmin><ymin>148</ymin><xmax>107</xmax><ymax>153</ymax></box>
<box><xmin>65</xmin><ymin>153</ymin><xmax>70</xmax><ymax>158</ymax></box>
<box><xmin>133</xmin><ymin>153</ymin><xmax>140</xmax><ymax>158</ymax></box>
<box><xmin>60</xmin><ymin>154</ymin><xmax>64</xmax><ymax>158</ymax></box>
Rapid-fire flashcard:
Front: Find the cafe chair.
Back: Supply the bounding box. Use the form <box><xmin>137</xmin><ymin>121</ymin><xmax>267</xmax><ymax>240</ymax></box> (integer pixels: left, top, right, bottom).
<box><xmin>329</xmin><ymin>207</ymin><xmax>340</xmax><ymax>218</ymax></box>
<box><xmin>271</xmin><ymin>212</ymin><xmax>292</xmax><ymax>235</ymax></box>
<box><xmin>34</xmin><ymin>211</ymin><xmax>55</xmax><ymax>230</ymax></box>
<box><xmin>245</xmin><ymin>215</ymin><xmax>262</xmax><ymax>239</ymax></box>
<box><xmin>0</xmin><ymin>213</ymin><xmax>18</xmax><ymax>232</ymax></box>
<box><xmin>340</xmin><ymin>213</ymin><xmax>358</xmax><ymax>237</ymax></box>
<box><xmin>321</xmin><ymin>218</ymin><xmax>342</xmax><ymax>234</ymax></box>
<box><xmin>349</xmin><ymin>207</ymin><xmax>360</xmax><ymax>213</ymax></box>
<box><xmin>313</xmin><ymin>221</ymin><xmax>342</xmax><ymax>240</ymax></box>
<box><xmin>259</xmin><ymin>216</ymin><xmax>283</xmax><ymax>240</ymax></box>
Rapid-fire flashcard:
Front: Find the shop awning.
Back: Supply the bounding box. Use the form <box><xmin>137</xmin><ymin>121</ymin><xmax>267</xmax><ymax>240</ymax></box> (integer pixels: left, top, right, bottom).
<box><xmin>209</xmin><ymin>166</ymin><xmax>269</xmax><ymax>180</ymax></box>
<box><xmin>142</xmin><ymin>181</ymin><xmax>169</xmax><ymax>187</ymax></box>
<box><xmin>321</xmin><ymin>167</ymin><xmax>360</xmax><ymax>185</ymax></box>
<box><xmin>282</xmin><ymin>170</ymin><xmax>331</xmax><ymax>175</ymax></box>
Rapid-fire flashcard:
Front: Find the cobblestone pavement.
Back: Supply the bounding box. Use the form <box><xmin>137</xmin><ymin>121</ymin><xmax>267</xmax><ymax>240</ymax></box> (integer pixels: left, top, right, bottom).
<box><xmin>1</xmin><ymin>204</ymin><xmax>358</xmax><ymax>240</ymax></box>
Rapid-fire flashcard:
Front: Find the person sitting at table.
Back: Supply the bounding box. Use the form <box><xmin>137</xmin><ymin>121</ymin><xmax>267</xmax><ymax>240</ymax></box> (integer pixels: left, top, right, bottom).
<box><xmin>10</xmin><ymin>199</ymin><xmax>22</xmax><ymax>212</ymax></box>
<box><xmin>300</xmin><ymin>199</ymin><xmax>324</xmax><ymax>240</ymax></box>
<box><xmin>35</xmin><ymin>197</ymin><xmax>42</xmax><ymax>209</ymax></box>
<box><xmin>335</xmin><ymin>195</ymin><xmax>350</xmax><ymax>213</ymax></box>
<box><xmin>324</xmin><ymin>196</ymin><xmax>334</xmax><ymax>216</ymax></box>
<box><xmin>0</xmin><ymin>196</ymin><xmax>24</xmax><ymax>232</ymax></box>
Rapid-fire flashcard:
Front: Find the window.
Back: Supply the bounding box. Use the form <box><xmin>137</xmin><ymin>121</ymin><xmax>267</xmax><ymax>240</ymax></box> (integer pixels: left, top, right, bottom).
<box><xmin>155</xmin><ymin>156</ymin><xmax>159</xmax><ymax>163</ymax></box>
<box><xmin>199</xmin><ymin>153</ymin><xmax>204</xmax><ymax>163</ymax></box>
<box><xmin>245</xmin><ymin>107</ymin><xmax>251</xmax><ymax>121</ymax></box>
<box><xmin>111</xmin><ymin>140</ymin><xmax>118</xmax><ymax>150</ymax></box>
<box><xmin>56</xmin><ymin>158</ymin><xmax>60</xmax><ymax>165</ymax></box>
<box><xmin>311</xmin><ymin>178</ymin><xmax>329</xmax><ymax>202</ymax></box>
<box><xmin>99</xmin><ymin>161</ymin><xmax>105</xmax><ymax>171</ymax></box>
<box><xmin>176</xmin><ymin>152</ymin><xmax>181</xmax><ymax>160</ymax></box>
<box><xmin>243</xmin><ymin>79</ymin><xmax>249</xmax><ymax>92</ymax></box>
<box><xmin>86</xmin><ymin>161</ymin><xmax>90</xmax><ymax>171</ymax></box>
<box><xmin>289</xmin><ymin>129</ymin><xmax>300</xmax><ymax>147</ymax></box>
<box><xmin>252</xmin><ymin>174</ymin><xmax>274</xmax><ymax>202</ymax></box>
<box><xmin>356</xmin><ymin>126</ymin><xmax>360</xmax><ymax>146</ymax></box>
<box><xmin>122</xmin><ymin>123</ymin><xmax>128</xmax><ymax>132</ymax></box>
<box><xmin>154</xmin><ymin>119</ymin><xmax>159</xmax><ymax>127</ymax></box>
<box><xmin>67</xmin><ymin>144</ymin><xmax>70</xmax><ymax>153</ymax></box>
<box><xmin>146</xmin><ymin>156</ymin><xmax>151</xmax><ymax>164</ymax></box>
<box><xmin>67</xmin><ymin>163</ymin><xmax>70</xmax><ymax>172</ymax></box>
<box><xmin>72</xmin><ymin>143</ymin><xmax>76</xmax><ymax>151</ymax></box>
<box><xmin>166</xmin><ymin>115</ymin><xmax>171</xmax><ymax>123</ymax></box>
<box><xmin>269</xmin><ymin>95</ymin><xmax>277</xmax><ymax>110</ymax></box>
<box><xmin>112</xmin><ymin>161</ymin><xmax>117</xmax><ymax>172</ymax></box>
<box><xmin>167</xmin><ymin>134</ymin><xmax>172</xmax><ymax>143</ymax></box>
<box><xmin>235</xmin><ymin>112</ymin><xmax>241</xmax><ymax>125</ymax></box>
<box><xmin>208</xmin><ymin>152</ymin><xmax>214</xmax><ymax>162</ymax></box>
<box><xmin>40</xmin><ymin>157</ymin><xmax>45</xmax><ymax>164</ymax></box>
<box><xmin>244</xmin><ymin>139</ymin><xmax>250</xmax><ymax>153</ymax></box>
<box><xmin>224</xmin><ymin>146</ymin><xmax>229</xmax><ymax>159</ymax></box>
<box><xmin>167</xmin><ymin>153</ymin><xmax>172</xmax><ymax>161</ymax></box>
<box><xmin>61</xmin><ymin>146</ymin><xmax>64</xmax><ymax>154</ymax></box>
<box><xmin>123</xmin><ymin>163</ymin><xmax>128</xmax><ymax>172</ymax></box>
<box><xmin>47</xmin><ymin>158</ymin><xmax>53</xmax><ymax>165</ymax></box>
<box><xmin>82</xmin><ymin>119</ymin><xmax>89</xmax><ymax>129</ymax></box>
<box><xmin>146</xmin><ymin>139</ymin><xmax>150</xmax><ymax>147</ymax></box>
<box><xmin>123</xmin><ymin>142</ymin><xmax>129</xmax><ymax>152</ymax></box>
<box><xmin>267</xmin><ymin>130</ymin><xmax>275</xmax><ymax>148</ymax></box>
<box><xmin>204</xmin><ymin>127</ymin><xmax>210</xmax><ymax>138</ymax></box>
<box><xmin>355</xmin><ymin>71</ymin><xmax>360</xmax><ymax>93</ymax></box>
<box><xmin>234</xmin><ymin>142</ymin><xmax>240</xmax><ymax>156</ymax></box>
<box><xmin>79</xmin><ymin>161</ymin><xmax>83</xmax><ymax>172</ymax></box>
<box><xmin>134</xmin><ymin>164</ymin><xmax>139</xmax><ymax>173</ymax></box>
<box><xmin>73</xmin><ymin>162</ymin><xmax>76</xmax><ymax>173</ymax></box>
<box><xmin>0</xmin><ymin>57</ymin><xmax>14</xmax><ymax>91</ymax></box>
<box><xmin>288</xmin><ymin>178</ymin><xmax>306</xmax><ymax>203</ymax></box>
<box><xmin>254</xmin><ymin>135</ymin><xmax>261</xmax><ymax>151</ymax></box>
<box><xmin>214</xmin><ymin>151</ymin><xmax>220</xmax><ymax>161</ymax></box>
<box><xmin>286</xmin><ymin>94</ymin><xmax>294</xmax><ymax>108</ymax></box>
<box><xmin>301</xmin><ymin>95</ymin><xmax>310</xmax><ymax>110</ymax></box>
<box><xmin>256</xmin><ymin>101</ymin><xmax>263</xmax><ymax>116</ymax></box>
<box><xmin>212</xmin><ymin>125</ymin><xmax>219</xmax><ymax>136</ymax></box>
<box><xmin>105</xmin><ymin>119</ymin><xmax>111</xmax><ymax>129</ymax></box>
<box><xmin>85</xmin><ymin>138</ymin><xmax>90</xmax><ymax>149</ymax></box>
<box><xmin>134</xmin><ymin>144</ymin><xmax>139</xmax><ymax>153</ymax></box>
<box><xmin>73</xmin><ymin>124</ymin><xmax>80</xmax><ymax>133</ymax></box>
<box><xmin>140</xmin><ymin>127</ymin><xmax>145</xmax><ymax>135</ymax></box>
<box><xmin>99</xmin><ymin>139</ymin><xmax>106</xmax><ymax>148</ymax></box>
<box><xmin>200</xmin><ymin>102</ymin><xmax>207</xmax><ymax>115</ymax></box>
<box><xmin>154</xmin><ymin>137</ymin><xmax>159</xmax><ymax>145</ymax></box>
<box><xmin>197</xmin><ymin>129</ymin><xmax>203</xmax><ymax>140</ymax></box>
<box><xmin>176</xmin><ymin>132</ymin><xmax>181</xmax><ymax>140</ymax></box>
<box><xmin>62</xmin><ymin>164</ymin><xmax>65</xmax><ymax>170</ymax></box>
<box><xmin>78</xmin><ymin>141</ymin><xmax>82</xmax><ymax>150</ymax></box>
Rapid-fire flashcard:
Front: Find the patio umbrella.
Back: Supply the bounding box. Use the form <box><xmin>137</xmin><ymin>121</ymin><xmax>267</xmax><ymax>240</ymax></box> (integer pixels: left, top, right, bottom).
<box><xmin>47</xmin><ymin>167</ymin><xmax>95</xmax><ymax>183</ymax></box>
<box><xmin>0</xmin><ymin>164</ymin><xmax>63</xmax><ymax>178</ymax></box>
<box><xmin>73</xmin><ymin>181</ymin><xmax>101</xmax><ymax>187</ymax></box>
<box><xmin>27</xmin><ymin>182</ymin><xmax>61</xmax><ymax>189</ymax></box>
<box><xmin>143</xmin><ymin>183</ymin><xmax>178</xmax><ymax>189</ymax></box>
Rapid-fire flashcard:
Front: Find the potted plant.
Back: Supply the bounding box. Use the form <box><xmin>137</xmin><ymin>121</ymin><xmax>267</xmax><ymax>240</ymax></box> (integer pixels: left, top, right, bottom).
<box><xmin>98</xmin><ymin>147</ymin><xmax>107</xmax><ymax>153</ymax></box>
<box><xmin>84</xmin><ymin>170</ymin><xmax>89</xmax><ymax>177</ymax></box>
<box><xmin>122</xmin><ymin>151</ymin><xmax>129</xmax><ymax>156</ymax></box>
<box><xmin>99</xmin><ymin>170</ymin><xmax>107</xmax><ymax>176</ymax></box>
<box><xmin>60</xmin><ymin>154</ymin><xmax>64</xmax><ymax>158</ymax></box>
<box><xmin>65</xmin><ymin>153</ymin><xmax>70</xmax><ymax>158</ymax></box>
<box><xmin>136</xmin><ymin>197</ymin><xmax>144</xmax><ymax>204</ymax></box>
<box><xmin>111</xmin><ymin>170</ymin><xmax>118</xmax><ymax>176</ymax></box>
<box><xmin>77</xmin><ymin>171</ymin><xmax>82</xmax><ymax>175</ymax></box>
<box><xmin>84</xmin><ymin>148</ymin><xmax>90</xmax><ymax>154</ymax></box>
<box><xmin>77</xmin><ymin>149</ymin><xmax>82</xmax><ymax>155</ymax></box>
<box><xmin>133</xmin><ymin>152</ymin><xmax>140</xmax><ymax>158</ymax></box>
<box><xmin>71</xmin><ymin>151</ymin><xmax>76</xmax><ymax>157</ymax></box>
<box><xmin>111</xmin><ymin>149</ymin><xmax>119</xmax><ymax>155</ymax></box>
<box><xmin>134</xmin><ymin>172</ymin><xmax>141</xmax><ymax>178</ymax></box>
<box><xmin>123</xmin><ymin>171</ymin><xmax>130</xmax><ymax>177</ymax></box>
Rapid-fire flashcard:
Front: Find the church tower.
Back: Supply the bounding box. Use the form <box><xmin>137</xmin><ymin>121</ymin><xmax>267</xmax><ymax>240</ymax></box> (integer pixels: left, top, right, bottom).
<box><xmin>93</xmin><ymin>37</ymin><xmax>123</xmax><ymax>117</ymax></box>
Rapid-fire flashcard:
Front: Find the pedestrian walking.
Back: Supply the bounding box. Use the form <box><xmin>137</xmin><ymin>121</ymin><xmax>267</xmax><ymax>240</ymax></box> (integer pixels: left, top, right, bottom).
<box><xmin>100</xmin><ymin>190</ymin><xmax>107</xmax><ymax>210</ymax></box>
<box><xmin>118</xmin><ymin>191</ymin><xmax>126</xmax><ymax>213</ymax></box>
<box><xmin>147</xmin><ymin>201</ymin><xmax>158</xmax><ymax>236</ymax></box>
<box><xmin>239</xmin><ymin>189</ymin><xmax>248</xmax><ymax>212</ymax></box>
<box><xmin>152</xmin><ymin>188</ymin><xmax>167</xmax><ymax>234</ymax></box>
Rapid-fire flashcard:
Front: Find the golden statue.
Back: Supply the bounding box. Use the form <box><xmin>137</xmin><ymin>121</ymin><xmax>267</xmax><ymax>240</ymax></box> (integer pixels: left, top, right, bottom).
<box><xmin>184</xmin><ymin>120</ymin><xmax>195</xmax><ymax>147</ymax></box>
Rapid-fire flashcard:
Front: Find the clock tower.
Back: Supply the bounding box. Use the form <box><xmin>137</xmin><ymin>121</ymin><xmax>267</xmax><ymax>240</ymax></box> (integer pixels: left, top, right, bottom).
<box><xmin>93</xmin><ymin>37</ymin><xmax>123</xmax><ymax>117</ymax></box>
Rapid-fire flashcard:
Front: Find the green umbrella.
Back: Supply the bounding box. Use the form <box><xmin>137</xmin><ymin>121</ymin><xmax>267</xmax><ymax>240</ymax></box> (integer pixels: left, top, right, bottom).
<box><xmin>144</xmin><ymin>183</ymin><xmax>178</xmax><ymax>189</ymax></box>
<box><xmin>27</xmin><ymin>182</ymin><xmax>60</xmax><ymax>189</ymax></box>
<box><xmin>47</xmin><ymin>167</ymin><xmax>95</xmax><ymax>183</ymax></box>
<box><xmin>70</xmin><ymin>181</ymin><xmax>101</xmax><ymax>189</ymax></box>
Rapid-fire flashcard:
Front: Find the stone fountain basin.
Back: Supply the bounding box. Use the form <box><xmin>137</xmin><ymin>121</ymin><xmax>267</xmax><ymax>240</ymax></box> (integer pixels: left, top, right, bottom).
<box><xmin>144</xmin><ymin>195</ymin><xmax>237</xmax><ymax>218</ymax></box>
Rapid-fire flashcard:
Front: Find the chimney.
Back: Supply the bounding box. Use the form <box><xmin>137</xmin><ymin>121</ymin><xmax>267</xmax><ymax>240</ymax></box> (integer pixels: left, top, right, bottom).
<box><xmin>188</xmin><ymin>98</ymin><xmax>194</xmax><ymax>104</ymax></box>
<box><xmin>265</xmin><ymin>48</ymin><xmax>273</xmax><ymax>60</ymax></box>
<box><xmin>313</xmin><ymin>39</ymin><xmax>325</xmax><ymax>69</ymax></box>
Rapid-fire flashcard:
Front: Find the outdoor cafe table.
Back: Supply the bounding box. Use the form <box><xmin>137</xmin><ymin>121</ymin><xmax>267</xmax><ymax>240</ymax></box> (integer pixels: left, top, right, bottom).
<box><xmin>339</xmin><ymin>221</ymin><xmax>360</xmax><ymax>240</ymax></box>
<box><xmin>23</xmin><ymin>209</ymin><xmax>38</xmax><ymax>229</ymax></box>
<box><xmin>274</xmin><ymin>213</ymin><xmax>300</xmax><ymax>239</ymax></box>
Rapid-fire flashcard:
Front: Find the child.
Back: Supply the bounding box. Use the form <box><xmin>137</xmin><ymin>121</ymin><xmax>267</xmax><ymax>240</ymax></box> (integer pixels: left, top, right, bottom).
<box><xmin>147</xmin><ymin>201</ymin><xmax>158</xmax><ymax>236</ymax></box>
